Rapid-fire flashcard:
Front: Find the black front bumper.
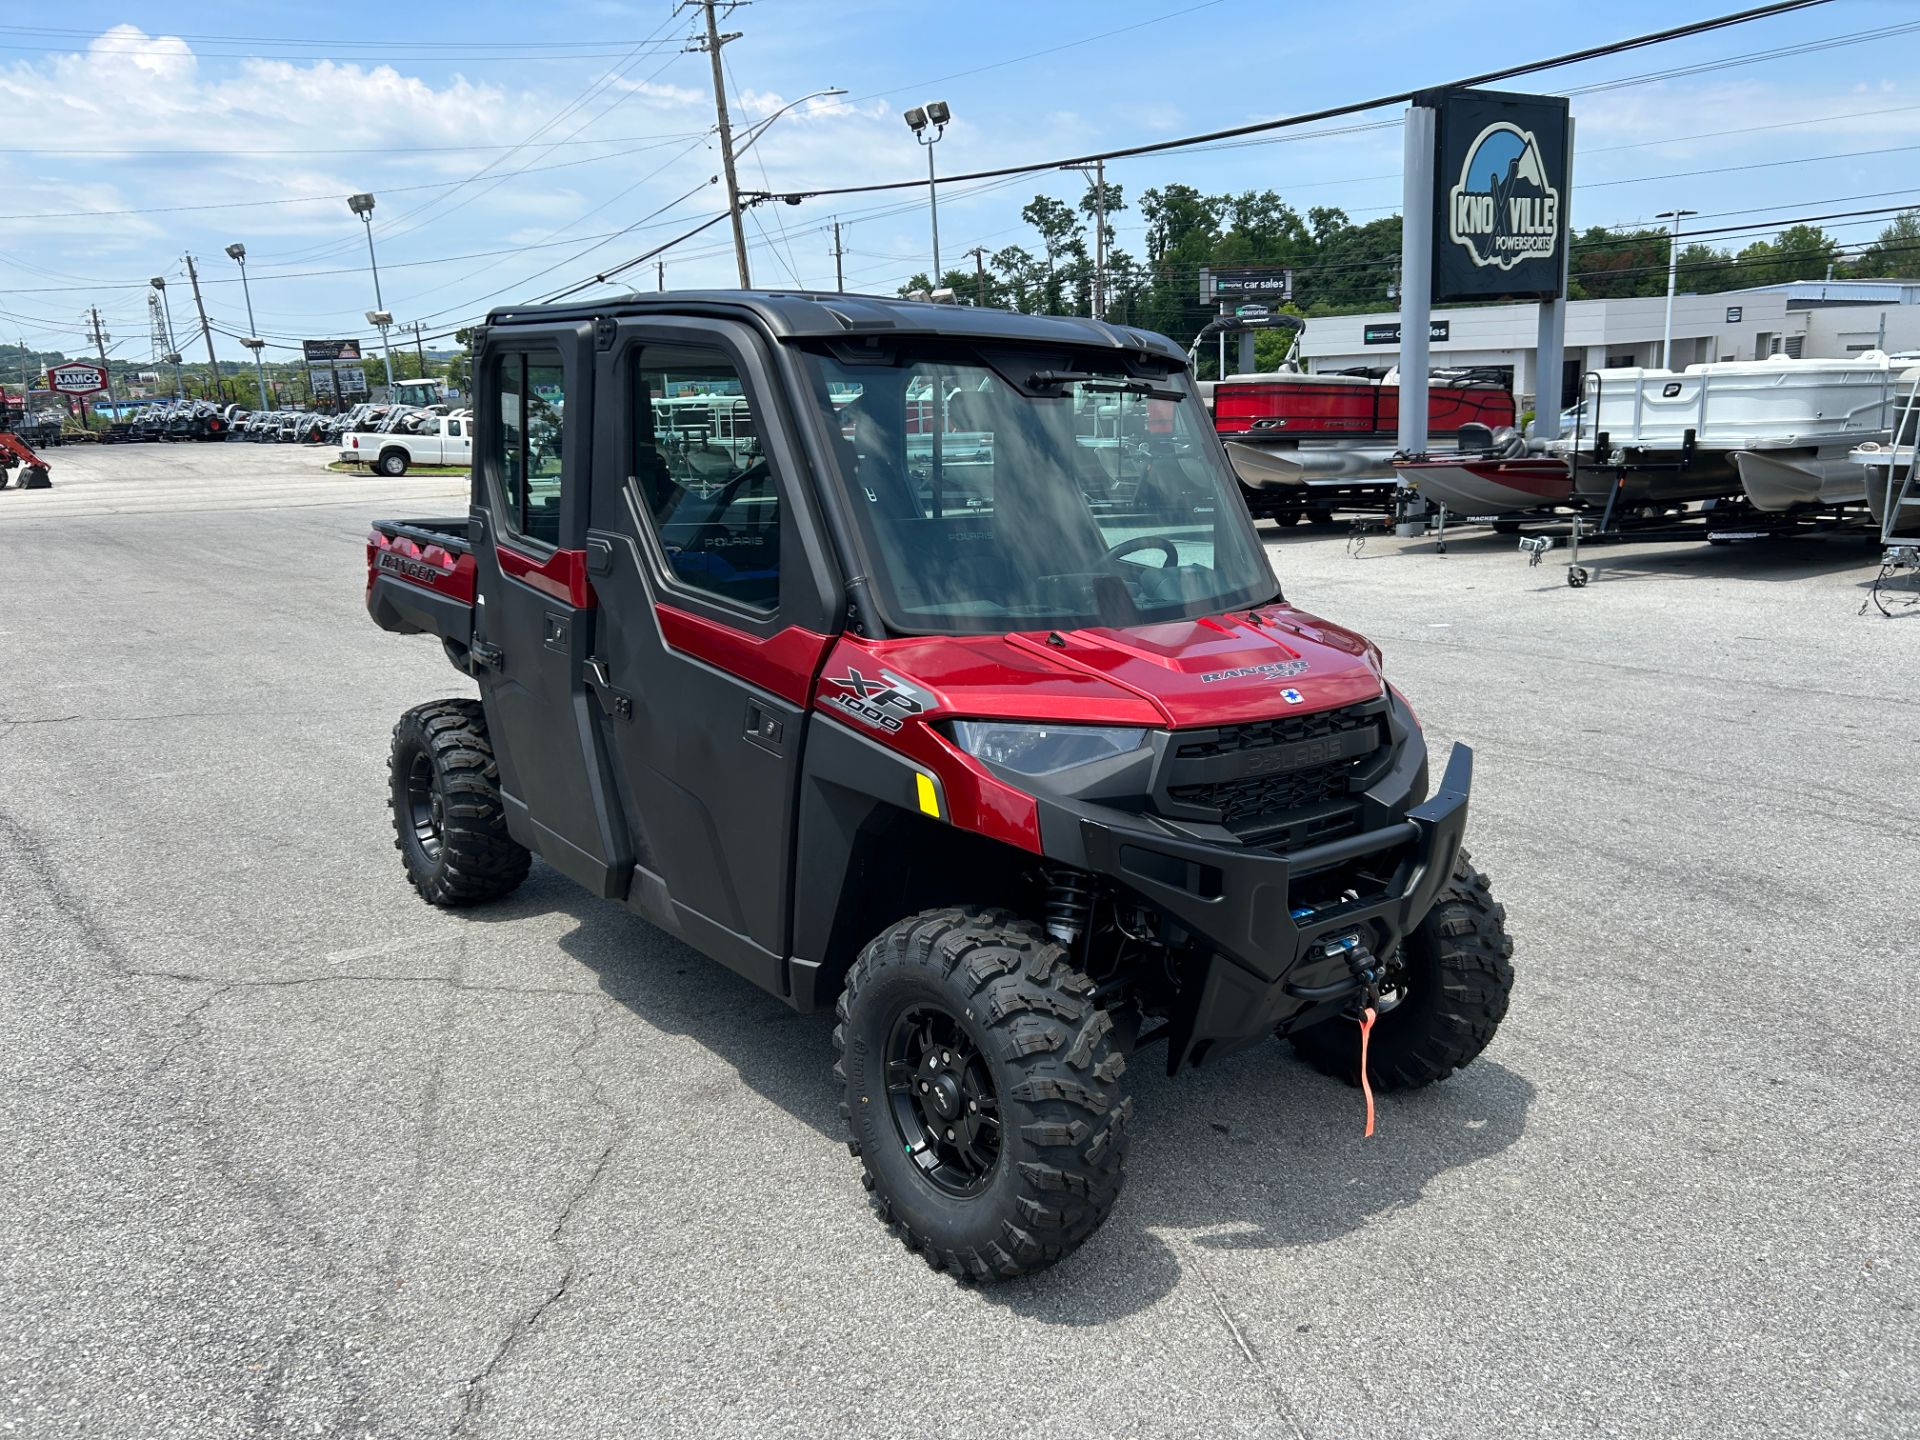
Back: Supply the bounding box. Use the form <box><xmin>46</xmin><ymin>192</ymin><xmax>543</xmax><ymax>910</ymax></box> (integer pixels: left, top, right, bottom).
<box><xmin>1039</xmin><ymin>742</ymin><xmax>1473</xmax><ymax>1071</ymax></box>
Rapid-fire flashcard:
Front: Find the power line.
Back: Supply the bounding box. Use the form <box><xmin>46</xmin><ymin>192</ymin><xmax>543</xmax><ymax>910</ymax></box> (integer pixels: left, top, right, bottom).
<box><xmin>8</xmin><ymin>130</ymin><xmax>708</xmax><ymax>158</ymax></box>
<box><xmin>240</xmin><ymin>11</ymin><xmax>689</xmax><ymax>267</ymax></box>
<box><xmin>743</xmin><ymin>1</ymin><xmax>1834</xmax><ymax>203</ymax></box>
<box><xmin>836</xmin><ymin>0</ymin><xmax>1232</xmax><ymax>106</ymax></box>
<box><xmin>0</xmin><ymin>23</ymin><xmax>667</xmax><ymax>48</ymax></box>
<box><xmin>0</xmin><ymin>136</ymin><xmax>702</xmax><ymax>222</ymax></box>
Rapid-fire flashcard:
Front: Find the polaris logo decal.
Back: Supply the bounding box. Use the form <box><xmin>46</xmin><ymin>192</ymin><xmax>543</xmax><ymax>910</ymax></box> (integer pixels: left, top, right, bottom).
<box><xmin>824</xmin><ymin>667</ymin><xmax>929</xmax><ymax>733</ymax></box>
<box><xmin>1448</xmin><ymin>121</ymin><xmax>1560</xmax><ymax>271</ymax></box>
<box><xmin>1200</xmin><ymin>658</ymin><xmax>1309</xmax><ymax>684</ymax></box>
<box><xmin>1280</xmin><ymin>688</ymin><xmax>1305</xmax><ymax>705</ymax></box>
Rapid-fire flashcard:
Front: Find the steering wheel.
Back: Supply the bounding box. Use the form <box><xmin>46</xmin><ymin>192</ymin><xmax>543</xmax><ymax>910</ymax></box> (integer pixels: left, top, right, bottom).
<box><xmin>1100</xmin><ymin>534</ymin><xmax>1181</xmax><ymax>569</ymax></box>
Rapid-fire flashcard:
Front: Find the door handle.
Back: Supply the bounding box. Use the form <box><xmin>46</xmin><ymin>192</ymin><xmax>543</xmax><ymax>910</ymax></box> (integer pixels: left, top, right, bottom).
<box><xmin>585</xmin><ymin>656</ymin><xmax>633</xmax><ymax>722</ymax></box>
<box><xmin>744</xmin><ymin>700</ymin><xmax>784</xmax><ymax>753</ymax></box>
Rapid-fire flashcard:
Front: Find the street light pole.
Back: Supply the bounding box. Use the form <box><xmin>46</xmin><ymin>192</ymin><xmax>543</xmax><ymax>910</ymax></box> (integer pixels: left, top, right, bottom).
<box><xmin>349</xmin><ymin>193</ymin><xmax>398</xmax><ymax>398</ymax></box>
<box><xmin>1657</xmin><ymin>208</ymin><xmax>1697</xmax><ymax>370</ymax></box>
<box><xmin>904</xmin><ymin>101</ymin><xmax>951</xmax><ymax>283</ymax></box>
<box><xmin>226</xmin><ymin>243</ymin><xmax>270</xmax><ymax>411</ymax></box>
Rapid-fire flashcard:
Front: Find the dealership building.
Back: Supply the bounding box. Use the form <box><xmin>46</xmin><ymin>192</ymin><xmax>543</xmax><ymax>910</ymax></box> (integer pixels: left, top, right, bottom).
<box><xmin>1296</xmin><ymin>278</ymin><xmax>1920</xmax><ymax>407</ymax></box>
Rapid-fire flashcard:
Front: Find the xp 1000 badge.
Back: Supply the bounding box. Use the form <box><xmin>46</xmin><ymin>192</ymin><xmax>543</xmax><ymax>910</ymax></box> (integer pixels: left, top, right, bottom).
<box><xmin>824</xmin><ymin>667</ymin><xmax>932</xmax><ymax>733</ymax></box>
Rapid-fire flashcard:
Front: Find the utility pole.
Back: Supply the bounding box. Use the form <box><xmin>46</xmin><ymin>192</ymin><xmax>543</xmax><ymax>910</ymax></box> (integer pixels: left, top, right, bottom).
<box><xmin>832</xmin><ymin>220</ymin><xmax>845</xmax><ymax>292</ymax></box>
<box><xmin>184</xmin><ymin>254</ymin><xmax>223</xmax><ymax>401</ymax></box>
<box><xmin>1091</xmin><ymin>158</ymin><xmax>1106</xmax><ymax>320</ymax></box>
<box><xmin>407</xmin><ymin>320</ymin><xmax>428</xmax><ymax>373</ymax></box>
<box><xmin>687</xmin><ymin>0</ymin><xmax>751</xmax><ymax>288</ymax></box>
<box><xmin>966</xmin><ymin>246</ymin><xmax>988</xmax><ymax>307</ymax></box>
<box><xmin>88</xmin><ymin>305</ymin><xmax>118</xmax><ymax>406</ymax></box>
<box><xmin>657</xmin><ymin>260</ymin><xmax>666</xmax><ymax>292</ymax></box>
<box><xmin>1065</xmin><ymin>159</ymin><xmax>1107</xmax><ymax>318</ymax></box>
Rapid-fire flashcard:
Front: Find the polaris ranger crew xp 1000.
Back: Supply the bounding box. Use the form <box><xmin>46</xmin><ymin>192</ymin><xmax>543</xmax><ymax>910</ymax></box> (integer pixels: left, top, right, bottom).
<box><xmin>366</xmin><ymin>292</ymin><xmax>1514</xmax><ymax>1281</ymax></box>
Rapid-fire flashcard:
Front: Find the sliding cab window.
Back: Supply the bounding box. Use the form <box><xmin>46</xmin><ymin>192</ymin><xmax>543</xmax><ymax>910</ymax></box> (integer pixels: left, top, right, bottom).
<box><xmin>632</xmin><ymin>345</ymin><xmax>780</xmax><ymax>613</ymax></box>
<box><xmin>494</xmin><ymin>350</ymin><xmax>567</xmax><ymax>548</ymax></box>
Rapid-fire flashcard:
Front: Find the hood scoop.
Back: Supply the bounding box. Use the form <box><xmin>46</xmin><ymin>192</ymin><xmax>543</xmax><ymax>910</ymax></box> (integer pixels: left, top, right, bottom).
<box><xmin>1060</xmin><ymin>614</ymin><xmax>1303</xmax><ymax>676</ymax></box>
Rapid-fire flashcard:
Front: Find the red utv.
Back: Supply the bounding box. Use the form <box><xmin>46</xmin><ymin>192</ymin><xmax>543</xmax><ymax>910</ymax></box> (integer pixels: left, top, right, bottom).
<box><xmin>365</xmin><ymin>292</ymin><xmax>1514</xmax><ymax>1281</ymax></box>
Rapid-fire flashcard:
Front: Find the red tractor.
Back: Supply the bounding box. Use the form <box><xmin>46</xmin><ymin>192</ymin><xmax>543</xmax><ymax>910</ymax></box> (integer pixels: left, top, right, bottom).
<box><xmin>0</xmin><ymin>427</ymin><xmax>51</xmax><ymax>489</ymax></box>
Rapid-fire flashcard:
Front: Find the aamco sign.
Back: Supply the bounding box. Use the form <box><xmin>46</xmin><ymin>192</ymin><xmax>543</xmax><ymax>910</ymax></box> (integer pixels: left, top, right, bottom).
<box><xmin>46</xmin><ymin>363</ymin><xmax>108</xmax><ymax>395</ymax></box>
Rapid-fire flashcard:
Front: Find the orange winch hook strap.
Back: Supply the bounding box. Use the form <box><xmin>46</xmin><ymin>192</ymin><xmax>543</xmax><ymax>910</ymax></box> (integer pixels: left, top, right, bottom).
<box><xmin>1358</xmin><ymin>1005</ymin><xmax>1377</xmax><ymax>1138</ymax></box>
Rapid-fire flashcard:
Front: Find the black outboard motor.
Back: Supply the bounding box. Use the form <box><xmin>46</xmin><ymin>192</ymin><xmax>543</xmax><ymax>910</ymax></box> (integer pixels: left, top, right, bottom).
<box><xmin>1457</xmin><ymin>422</ymin><xmax>1527</xmax><ymax>458</ymax></box>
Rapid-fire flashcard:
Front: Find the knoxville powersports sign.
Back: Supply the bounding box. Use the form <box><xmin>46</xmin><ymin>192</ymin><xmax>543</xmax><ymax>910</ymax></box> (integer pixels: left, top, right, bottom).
<box><xmin>1428</xmin><ymin>87</ymin><xmax>1570</xmax><ymax>303</ymax></box>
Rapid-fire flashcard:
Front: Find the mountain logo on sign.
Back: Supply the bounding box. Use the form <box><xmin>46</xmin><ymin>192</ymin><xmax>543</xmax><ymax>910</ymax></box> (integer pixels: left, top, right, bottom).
<box><xmin>1447</xmin><ymin>121</ymin><xmax>1559</xmax><ymax>271</ymax></box>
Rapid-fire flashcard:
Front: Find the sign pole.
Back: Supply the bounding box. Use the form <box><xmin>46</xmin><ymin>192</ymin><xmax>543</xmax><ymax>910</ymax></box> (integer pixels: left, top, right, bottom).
<box><xmin>1398</xmin><ymin>103</ymin><xmax>1437</xmax><ymax>458</ymax></box>
<box><xmin>1533</xmin><ymin>117</ymin><xmax>1575</xmax><ymax>440</ymax></box>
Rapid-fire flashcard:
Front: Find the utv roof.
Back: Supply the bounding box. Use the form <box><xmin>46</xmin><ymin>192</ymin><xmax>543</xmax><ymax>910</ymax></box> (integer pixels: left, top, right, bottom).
<box><xmin>484</xmin><ymin>289</ymin><xmax>1187</xmax><ymax>365</ymax></box>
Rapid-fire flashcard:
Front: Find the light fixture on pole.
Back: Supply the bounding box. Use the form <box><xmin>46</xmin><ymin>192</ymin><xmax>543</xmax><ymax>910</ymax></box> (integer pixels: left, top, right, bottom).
<box><xmin>904</xmin><ymin>100</ymin><xmax>951</xmax><ymax>283</ymax></box>
<box><xmin>348</xmin><ymin>193</ymin><xmax>398</xmax><ymax>398</ymax></box>
<box><xmin>150</xmin><ymin>276</ymin><xmax>184</xmax><ymax>400</ymax></box>
<box><xmin>1656</xmin><ymin>208</ymin><xmax>1697</xmax><ymax>370</ymax></box>
<box><xmin>736</xmin><ymin>87</ymin><xmax>847</xmax><ymax>158</ymax></box>
<box><xmin>225</xmin><ymin>243</ymin><xmax>271</xmax><ymax>411</ymax></box>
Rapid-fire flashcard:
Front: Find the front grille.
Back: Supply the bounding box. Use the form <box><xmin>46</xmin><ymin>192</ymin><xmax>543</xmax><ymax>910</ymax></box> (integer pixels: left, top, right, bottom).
<box><xmin>1169</xmin><ymin>761</ymin><xmax>1352</xmax><ymax>824</ymax></box>
<box><xmin>1174</xmin><ymin>704</ymin><xmax>1381</xmax><ymax>760</ymax></box>
<box><xmin>1159</xmin><ymin>701</ymin><xmax>1388</xmax><ymax>837</ymax></box>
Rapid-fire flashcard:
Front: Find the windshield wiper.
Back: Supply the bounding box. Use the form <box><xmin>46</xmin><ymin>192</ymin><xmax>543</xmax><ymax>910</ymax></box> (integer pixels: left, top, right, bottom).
<box><xmin>1027</xmin><ymin>370</ymin><xmax>1186</xmax><ymax>402</ymax></box>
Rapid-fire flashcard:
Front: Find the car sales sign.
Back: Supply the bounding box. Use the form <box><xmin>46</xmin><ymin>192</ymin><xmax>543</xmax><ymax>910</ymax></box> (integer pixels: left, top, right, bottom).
<box><xmin>46</xmin><ymin>362</ymin><xmax>107</xmax><ymax>395</ymax></box>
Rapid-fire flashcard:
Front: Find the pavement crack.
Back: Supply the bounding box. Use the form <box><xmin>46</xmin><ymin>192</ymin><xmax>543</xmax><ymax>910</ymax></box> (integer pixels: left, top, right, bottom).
<box><xmin>451</xmin><ymin>1000</ymin><xmax>623</xmax><ymax>1438</ymax></box>
<box><xmin>1179</xmin><ymin>1238</ymin><xmax>1311</xmax><ymax>1440</ymax></box>
<box><xmin>0</xmin><ymin>810</ymin><xmax>131</xmax><ymax>967</ymax></box>
<box><xmin>128</xmin><ymin>969</ymin><xmax>598</xmax><ymax>997</ymax></box>
<box><xmin>149</xmin><ymin>982</ymin><xmax>236</xmax><ymax>1075</ymax></box>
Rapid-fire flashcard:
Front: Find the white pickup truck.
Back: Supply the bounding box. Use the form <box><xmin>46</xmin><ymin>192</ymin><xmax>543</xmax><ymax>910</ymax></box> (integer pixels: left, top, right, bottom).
<box><xmin>341</xmin><ymin>411</ymin><xmax>474</xmax><ymax>476</ymax></box>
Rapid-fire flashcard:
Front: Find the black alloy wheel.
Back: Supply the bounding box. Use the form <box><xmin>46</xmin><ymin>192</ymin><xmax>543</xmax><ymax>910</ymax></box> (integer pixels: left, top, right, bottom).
<box><xmin>885</xmin><ymin>1003</ymin><xmax>1000</xmax><ymax>1196</ymax></box>
<box><xmin>387</xmin><ymin>698</ymin><xmax>530</xmax><ymax>907</ymax></box>
<box><xmin>835</xmin><ymin>907</ymin><xmax>1131</xmax><ymax>1282</ymax></box>
<box><xmin>403</xmin><ymin>748</ymin><xmax>444</xmax><ymax>861</ymax></box>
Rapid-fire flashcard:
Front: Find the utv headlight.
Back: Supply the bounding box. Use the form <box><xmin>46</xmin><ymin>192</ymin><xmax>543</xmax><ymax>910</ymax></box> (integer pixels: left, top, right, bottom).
<box><xmin>949</xmin><ymin>721</ymin><xmax>1148</xmax><ymax>776</ymax></box>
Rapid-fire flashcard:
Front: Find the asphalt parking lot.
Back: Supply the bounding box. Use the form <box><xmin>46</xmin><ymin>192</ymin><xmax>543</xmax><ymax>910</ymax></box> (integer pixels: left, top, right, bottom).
<box><xmin>2</xmin><ymin>443</ymin><xmax>1914</xmax><ymax>1439</ymax></box>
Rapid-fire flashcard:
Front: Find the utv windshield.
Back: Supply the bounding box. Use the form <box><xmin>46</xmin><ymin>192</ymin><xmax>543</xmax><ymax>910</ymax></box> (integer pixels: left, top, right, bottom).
<box><xmin>802</xmin><ymin>343</ymin><xmax>1274</xmax><ymax>634</ymax></box>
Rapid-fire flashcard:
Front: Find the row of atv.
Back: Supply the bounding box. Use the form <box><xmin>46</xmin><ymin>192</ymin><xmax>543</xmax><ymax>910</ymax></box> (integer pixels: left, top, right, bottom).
<box><xmin>111</xmin><ymin>401</ymin><xmax>242</xmax><ymax>443</ymax></box>
<box><xmin>238</xmin><ymin>402</ymin><xmax>454</xmax><ymax>448</ymax></box>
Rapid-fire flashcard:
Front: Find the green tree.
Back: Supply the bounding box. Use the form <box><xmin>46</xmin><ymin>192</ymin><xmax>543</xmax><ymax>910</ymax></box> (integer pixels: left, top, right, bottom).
<box><xmin>1567</xmin><ymin>227</ymin><xmax>1671</xmax><ymax>299</ymax></box>
<box><xmin>1021</xmin><ymin>195</ymin><xmax>1088</xmax><ymax>314</ymax></box>
<box><xmin>990</xmin><ymin>245</ymin><xmax>1044</xmax><ymax>313</ymax></box>
<box><xmin>1850</xmin><ymin>211</ymin><xmax>1920</xmax><ymax>278</ymax></box>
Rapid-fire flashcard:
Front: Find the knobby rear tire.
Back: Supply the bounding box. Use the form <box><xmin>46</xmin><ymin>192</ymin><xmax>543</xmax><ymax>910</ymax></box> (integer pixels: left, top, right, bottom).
<box><xmin>834</xmin><ymin>907</ymin><xmax>1130</xmax><ymax>1282</ymax></box>
<box><xmin>388</xmin><ymin>698</ymin><xmax>530</xmax><ymax>907</ymax></box>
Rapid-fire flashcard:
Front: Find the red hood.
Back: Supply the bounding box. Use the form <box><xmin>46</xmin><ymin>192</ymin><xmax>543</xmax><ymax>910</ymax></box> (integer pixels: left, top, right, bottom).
<box><xmin>822</xmin><ymin>605</ymin><xmax>1385</xmax><ymax>729</ymax></box>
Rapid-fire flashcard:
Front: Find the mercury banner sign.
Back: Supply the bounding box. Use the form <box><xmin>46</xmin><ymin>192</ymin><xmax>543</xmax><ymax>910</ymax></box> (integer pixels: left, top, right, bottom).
<box><xmin>1429</xmin><ymin>87</ymin><xmax>1570</xmax><ymax>304</ymax></box>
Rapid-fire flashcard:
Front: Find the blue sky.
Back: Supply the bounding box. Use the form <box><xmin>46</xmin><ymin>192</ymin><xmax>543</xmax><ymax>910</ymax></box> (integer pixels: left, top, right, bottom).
<box><xmin>1</xmin><ymin>0</ymin><xmax>1916</xmax><ymax>365</ymax></box>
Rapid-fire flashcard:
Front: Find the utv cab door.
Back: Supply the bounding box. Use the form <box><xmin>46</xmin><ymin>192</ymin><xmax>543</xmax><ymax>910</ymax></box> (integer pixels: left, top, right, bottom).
<box><xmin>469</xmin><ymin>326</ymin><xmax>627</xmax><ymax>895</ymax></box>
<box><xmin>584</xmin><ymin>318</ymin><xmax>838</xmax><ymax>994</ymax></box>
